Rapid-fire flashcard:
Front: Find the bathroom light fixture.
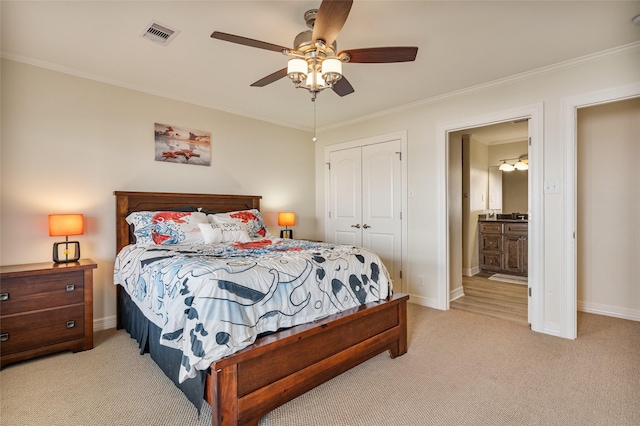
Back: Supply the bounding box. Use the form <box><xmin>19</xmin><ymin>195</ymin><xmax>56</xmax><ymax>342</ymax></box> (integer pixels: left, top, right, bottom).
<box><xmin>498</xmin><ymin>156</ymin><xmax>528</xmax><ymax>172</ymax></box>
<box><xmin>499</xmin><ymin>161</ymin><xmax>515</xmax><ymax>172</ymax></box>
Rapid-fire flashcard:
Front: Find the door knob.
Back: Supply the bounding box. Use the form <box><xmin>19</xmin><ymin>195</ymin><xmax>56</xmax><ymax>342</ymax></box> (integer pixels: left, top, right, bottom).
<box><xmin>351</xmin><ymin>224</ymin><xmax>361</xmax><ymax>228</ymax></box>
<box><xmin>363</xmin><ymin>224</ymin><xmax>371</xmax><ymax>229</ymax></box>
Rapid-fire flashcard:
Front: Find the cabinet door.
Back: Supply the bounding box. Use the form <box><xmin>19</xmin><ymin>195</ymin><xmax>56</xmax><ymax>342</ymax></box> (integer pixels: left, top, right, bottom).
<box><xmin>504</xmin><ymin>235</ymin><xmax>525</xmax><ymax>274</ymax></box>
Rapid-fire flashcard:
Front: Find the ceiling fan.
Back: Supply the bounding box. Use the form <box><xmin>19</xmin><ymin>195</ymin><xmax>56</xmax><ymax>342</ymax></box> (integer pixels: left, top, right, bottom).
<box><xmin>211</xmin><ymin>0</ymin><xmax>418</xmax><ymax>101</ymax></box>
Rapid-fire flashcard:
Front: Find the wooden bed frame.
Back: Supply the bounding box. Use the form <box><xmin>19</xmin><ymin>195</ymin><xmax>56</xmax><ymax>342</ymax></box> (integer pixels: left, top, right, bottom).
<box><xmin>115</xmin><ymin>191</ymin><xmax>409</xmax><ymax>426</ymax></box>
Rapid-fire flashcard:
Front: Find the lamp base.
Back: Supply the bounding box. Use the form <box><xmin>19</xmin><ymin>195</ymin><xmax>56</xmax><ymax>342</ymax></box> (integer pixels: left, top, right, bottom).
<box><xmin>53</xmin><ymin>241</ymin><xmax>81</xmax><ymax>263</ymax></box>
<box><xmin>280</xmin><ymin>229</ymin><xmax>293</xmax><ymax>239</ymax></box>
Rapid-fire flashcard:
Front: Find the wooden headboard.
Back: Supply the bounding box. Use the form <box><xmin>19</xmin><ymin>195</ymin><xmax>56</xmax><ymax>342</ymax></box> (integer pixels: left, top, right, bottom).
<box><xmin>114</xmin><ymin>191</ymin><xmax>262</xmax><ymax>253</ymax></box>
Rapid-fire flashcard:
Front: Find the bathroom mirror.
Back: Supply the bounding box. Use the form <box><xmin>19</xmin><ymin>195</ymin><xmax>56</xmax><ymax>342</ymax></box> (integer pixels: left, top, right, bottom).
<box><xmin>489</xmin><ymin>166</ymin><xmax>528</xmax><ymax>213</ymax></box>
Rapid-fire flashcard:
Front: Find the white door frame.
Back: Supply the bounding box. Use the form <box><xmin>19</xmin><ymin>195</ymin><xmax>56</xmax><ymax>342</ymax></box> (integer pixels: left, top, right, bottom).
<box><xmin>562</xmin><ymin>82</ymin><xmax>640</xmax><ymax>339</ymax></box>
<box><xmin>437</xmin><ymin>103</ymin><xmax>544</xmax><ymax>333</ymax></box>
<box><xmin>324</xmin><ymin>131</ymin><xmax>408</xmax><ymax>294</ymax></box>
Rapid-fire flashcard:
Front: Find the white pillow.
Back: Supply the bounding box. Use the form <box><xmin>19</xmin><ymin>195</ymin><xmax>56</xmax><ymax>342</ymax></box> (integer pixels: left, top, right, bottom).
<box><xmin>208</xmin><ymin>209</ymin><xmax>271</xmax><ymax>239</ymax></box>
<box><xmin>198</xmin><ymin>223</ymin><xmax>251</xmax><ymax>244</ymax></box>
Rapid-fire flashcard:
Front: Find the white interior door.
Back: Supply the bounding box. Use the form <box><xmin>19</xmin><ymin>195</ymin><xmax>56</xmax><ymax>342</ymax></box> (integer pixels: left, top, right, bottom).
<box><xmin>328</xmin><ymin>147</ymin><xmax>362</xmax><ymax>246</ymax></box>
<box><xmin>361</xmin><ymin>141</ymin><xmax>402</xmax><ymax>287</ymax></box>
<box><xmin>328</xmin><ymin>139</ymin><xmax>403</xmax><ymax>290</ymax></box>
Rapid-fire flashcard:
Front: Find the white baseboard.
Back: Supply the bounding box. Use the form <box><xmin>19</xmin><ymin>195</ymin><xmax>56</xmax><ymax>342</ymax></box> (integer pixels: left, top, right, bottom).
<box><xmin>94</xmin><ymin>315</ymin><xmax>117</xmax><ymax>331</ymax></box>
<box><xmin>578</xmin><ymin>301</ymin><xmax>640</xmax><ymax>322</ymax></box>
<box><xmin>408</xmin><ymin>294</ymin><xmax>441</xmax><ymax>310</ymax></box>
<box><xmin>449</xmin><ymin>286</ymin><xmax>465</xmax><ymax>302</ymax></box>
<box><xmin>462</xmin><ymin>266</ymin><xmax>480</xmax><ymax>277</ymax></box>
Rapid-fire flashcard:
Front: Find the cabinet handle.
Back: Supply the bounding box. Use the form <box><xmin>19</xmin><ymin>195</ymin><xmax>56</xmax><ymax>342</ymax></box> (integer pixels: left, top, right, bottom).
<box><xmin>362</xmin><ymin>224</ymin><xmax>371</xmax><ymax>229</ymax></box>
<box><xmin>0</xmin><ymin>333</ymin><xmax>8</xmax><ymax>342</ymax></box>
<box><xmin>350</xmin><ymin>224</ymin><xmax>361</xmax><ymax>229</ymax></box>
<box><xmin>0</xmin><ymin>292</ymin><xmax>8</xmax><ymax>301</ymax></box>
<box><xmin>66</xmin><ymin>284</ymin><xmax>75</xmax><ymax>292</ymax></box>
<box><xmin>66</xmin><ymin>321</ymin><xmax>75</xmax><ymax>329</ymax></box>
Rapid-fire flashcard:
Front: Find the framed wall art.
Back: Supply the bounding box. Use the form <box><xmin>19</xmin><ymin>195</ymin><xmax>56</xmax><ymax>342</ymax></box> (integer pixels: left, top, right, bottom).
<box><xmin>154</xmin><ymin>123</ymin><xmax>211</xmax><ymax>166</ymax></box>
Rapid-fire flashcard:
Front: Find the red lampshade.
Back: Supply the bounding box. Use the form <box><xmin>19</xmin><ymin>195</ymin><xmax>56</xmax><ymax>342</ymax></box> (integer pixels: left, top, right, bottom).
<box><xmin>277</xmin><ymin>212</ymin><xmax>296</xmax><ymax>227</ymax></box>
<box><xmin>49</xmin><ymin>214</ymin><xmax>84</xmax><ymax>237</ymax></box>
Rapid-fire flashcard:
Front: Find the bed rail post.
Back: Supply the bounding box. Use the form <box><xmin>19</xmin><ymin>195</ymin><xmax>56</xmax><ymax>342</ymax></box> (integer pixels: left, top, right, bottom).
<box><xmin>209</xmin><ymin>364</ymin><xmax>239</xmax><ymax>426</ymax></box>
<box><xmin>389</xmin><ymin>294</ymin><xmax>408</xmax><ymax>358</ymax></box>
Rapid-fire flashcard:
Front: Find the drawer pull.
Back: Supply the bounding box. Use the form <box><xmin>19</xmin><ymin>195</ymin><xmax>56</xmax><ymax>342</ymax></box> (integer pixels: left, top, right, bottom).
<box><xmin>66</xmin><ymin>284</ymin><xmax>75</xmax><ymax>292</ymax></box>
<box><xmin>0</xmin><ymin>333</ymin><xmax>8</xmax><ymax>342</ymax></box>
<box><xmin>0</xmin><ymin>292</ymin><xmax>8</xmax><ymax>301</ymax></box>
<box><xmin>66</xmin><ymin>320</ymin><xmax>75</xmax><ymax>329</ymax></box>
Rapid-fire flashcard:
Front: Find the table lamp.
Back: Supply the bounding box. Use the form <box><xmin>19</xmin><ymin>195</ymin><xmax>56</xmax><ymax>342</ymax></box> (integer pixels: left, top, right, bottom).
<box><xmin>278</xmin><ymin>212</ymin><xmax>295</xmax><ymax>239</ymax></box>
<box><xmin>49</xmin><ymin>214</ymin><xmax>84</xmax><ymax>263</ymax></box>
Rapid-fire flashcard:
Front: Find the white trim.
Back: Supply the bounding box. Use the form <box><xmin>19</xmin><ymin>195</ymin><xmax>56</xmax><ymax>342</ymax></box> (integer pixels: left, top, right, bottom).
<box><xmin>323</xmin><ymin>131</ymin><xmax>408</xmax><ymax>294</ymax></box>
<box><xmin>408</xmin><ymin>296</ymin><xmax>440</xmax><ymax>310</ymax></box>
<box><xmin>450</xmin><ymin>286</ymin><xmax>465</xmax><ymax>302</ymax></box>
<box><xmin>561</xmin><ymin>82</ymin><xmax>640</xmax><ymax>339</ymax></box>
<box><xmin>0</xmin><ymin>53</ymin><xmax>310</xmax><ymax>132</ymax></box>
<box><xmin>578</xmin><ymin>301</ymin><xmax>640</xmax><ymax>323</ymax></box>
<box><xmin>322</xmin><ymin>42</ymin><xmax>640</xmax><ymax>131</ymax></box>
<box><xmin>462</xmin><ymin>266</ymin><xmax>480</xmax><ymax>277</ymax></box>
<box><xmin>93</xmin><ymin>315</ymin><xmax>117</xmax><ymax>331</ymax></box>
<box><xmin>4</xmin><ymin>42</ymin><xmax>638</xmax><ymax>134</ymax></box>
<box><xmin>437</xmin><ymin>104</ymin><xmax>544</xmax><ymax>334</ymax></box>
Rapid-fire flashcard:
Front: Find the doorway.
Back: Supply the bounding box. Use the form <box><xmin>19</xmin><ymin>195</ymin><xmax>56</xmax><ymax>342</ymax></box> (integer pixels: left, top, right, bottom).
<box><xmin>448</xmin><ymin>122</ymin><xmax>530</xmax><ymax>325</ymax></box>
<box><xmin>437</xmin><ymin>103</ymin><xmax>543</xmax><ymax>333</ymax></box>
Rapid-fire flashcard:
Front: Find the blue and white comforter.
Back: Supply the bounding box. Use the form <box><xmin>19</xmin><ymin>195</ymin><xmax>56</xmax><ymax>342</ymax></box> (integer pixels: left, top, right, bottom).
<box><xmin>114</xmin><ymin>238</ymin><xmax>392</xmax><ymax>383</ymax></box>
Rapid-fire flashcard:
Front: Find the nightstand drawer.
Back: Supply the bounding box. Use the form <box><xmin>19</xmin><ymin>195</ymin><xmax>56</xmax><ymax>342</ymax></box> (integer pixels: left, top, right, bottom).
<box><xmin>0</xmin><ymin>271</ymin><xmax>84</xmax><ymax>316</ymax></box>
<box><xmin>0</xmin><ymin>305</ymin><xmax>84</xmax><ymax>356</ymax></box>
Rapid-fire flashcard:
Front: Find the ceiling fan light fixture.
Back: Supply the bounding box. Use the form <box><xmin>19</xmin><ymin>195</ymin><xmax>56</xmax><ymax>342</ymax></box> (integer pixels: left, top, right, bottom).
<box><xmin>305</xmin><ymin>70</ymin><xmax>326</xmax><ymax>89</ymax></box>
<box><xmin>287</xmin><ymin>58</ymin><xmax>308</xmax><ymax>84</ymax></box>
<box><xmin>514</xmin><ymin>160</ymin><xmax>529</xmax><ymax>170</ymax></box>
<box><xmin>321</xmin><ymin>58</ymin><xmax>342</xmax><ymax>85</ymax></box>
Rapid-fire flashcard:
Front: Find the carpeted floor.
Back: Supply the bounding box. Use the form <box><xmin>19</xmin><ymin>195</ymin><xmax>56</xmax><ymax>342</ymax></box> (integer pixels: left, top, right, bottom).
<box><xmin>1</xmin><ymin>304</ymin><xmax>639</xmax><ymax>425</ymax></box>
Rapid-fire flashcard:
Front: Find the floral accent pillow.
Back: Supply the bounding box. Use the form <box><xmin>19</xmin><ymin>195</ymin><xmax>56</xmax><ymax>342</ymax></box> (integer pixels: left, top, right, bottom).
<box><xmin>125</xmin><ymin>211</ymin><xmax>208</xmax><ymax>245</ymax></box>
<box><xmin>209</xmin><ymin>209</ymin><xmax>270</xmax><ymax>239</ymax></box>
<box><xmin>198</xmin><ymin>223</ymin><xmax>250</xmax><ymax>244</ymax></box>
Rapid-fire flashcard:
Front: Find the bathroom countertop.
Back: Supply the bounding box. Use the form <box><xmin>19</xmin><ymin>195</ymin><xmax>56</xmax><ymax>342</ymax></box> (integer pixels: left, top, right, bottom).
<box><xmin>478</xmin><ymin>214</ymin><xmax>528</xmax><ymax>223</ymax></box>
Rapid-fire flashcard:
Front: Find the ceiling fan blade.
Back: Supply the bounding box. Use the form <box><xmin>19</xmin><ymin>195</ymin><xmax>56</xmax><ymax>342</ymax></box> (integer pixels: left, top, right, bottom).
<box><xmin>211</xmin><ymin>31</ymin><xmax>288</xmax><ymax>53</ymax></box>
<box><xmin>250</xmin><ymin>68</ymin><xmax>288</xmax><ymax>87</ymax></box>
<box><xmin>312</xmin><ymin>0</ymin><xmax>353</xmax><ymax>47</ymax></box>
<box><xmin>340</xmin><ymin>47</ymin><xmax>419</xmax><ymax>63</ymax></box>
<box><xmin>332</xmin><ymin>76</ymin><xmax>354</xmax><ymax>97</ymax></box>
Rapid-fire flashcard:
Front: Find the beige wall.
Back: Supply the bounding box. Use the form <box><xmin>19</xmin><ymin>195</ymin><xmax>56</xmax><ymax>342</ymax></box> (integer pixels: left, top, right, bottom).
<box><xmin>0</xmin><ymin>59</ymin><xmax>315</xmax><ymax>328</ymax></box>
<box><xmin>315</xmin><ymin>45</ymin><xmax>640</xmax><ymax>332</ymax></box>
<box><xmin>577</xmin><ymin>97</ymin><xmax>640</xmax><ymax>316</ymax></box>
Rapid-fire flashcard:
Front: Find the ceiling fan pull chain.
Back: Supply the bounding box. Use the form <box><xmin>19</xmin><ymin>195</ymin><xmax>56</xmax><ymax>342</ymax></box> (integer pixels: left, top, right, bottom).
<box><xmin>312</xmin><ymin>99</ymin><xmax>318</xmax><ymax>142</ymax></box>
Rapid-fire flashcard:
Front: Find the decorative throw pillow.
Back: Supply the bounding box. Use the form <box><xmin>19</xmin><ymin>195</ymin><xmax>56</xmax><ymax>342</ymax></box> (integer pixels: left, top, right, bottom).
<box><xmin>125</xmin><ymin>211</ymin><xmax>208</xmax><ymax>245</ymax></box>
<box><xmin>209</xmin><ymin>209</ymin><xmax>270</xmax><ymax>239</ymax></box>
<box><xmin>198</xmin><ymin>223</ymin><xmax>250</xmax><ymax>244</ymax></box>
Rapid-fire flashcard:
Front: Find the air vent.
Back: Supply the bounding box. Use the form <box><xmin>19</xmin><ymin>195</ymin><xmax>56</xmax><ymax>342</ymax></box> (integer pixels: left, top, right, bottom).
<box><xmin>140</xmin><ymin>19</ymin><xmax>181</xmax><ymax>46</ymax></box>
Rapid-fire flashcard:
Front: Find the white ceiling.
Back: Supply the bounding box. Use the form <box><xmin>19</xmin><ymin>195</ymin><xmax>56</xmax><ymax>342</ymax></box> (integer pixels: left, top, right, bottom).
<box><xmin>2</xmin><ymin>1</ymin><xmax>639</xmax><ymax>131</ymax></box>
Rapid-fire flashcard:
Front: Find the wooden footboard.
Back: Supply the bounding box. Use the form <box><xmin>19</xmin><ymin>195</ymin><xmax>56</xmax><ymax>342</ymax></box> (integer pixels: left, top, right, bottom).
<box><xmin>206</xmin><ymin>293</ymin><xmax>409</xmax><ymax>426</ymax></box>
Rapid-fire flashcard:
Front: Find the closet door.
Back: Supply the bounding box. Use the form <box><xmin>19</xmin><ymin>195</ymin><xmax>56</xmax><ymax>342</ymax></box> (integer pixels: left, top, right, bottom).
<box><xmin>328</xmin><ymin>140</ymin><xmax>402</xmax><ymax>288</ymax></box>
<box><xmin>328</xmin><ymin>147</ymin><xmax>362</xmax><ymax>245</ymax></box>
<box><xmin>361</xmin><ymin>140</ymin><xmax>402</xmax><ymax>286</ymax></box>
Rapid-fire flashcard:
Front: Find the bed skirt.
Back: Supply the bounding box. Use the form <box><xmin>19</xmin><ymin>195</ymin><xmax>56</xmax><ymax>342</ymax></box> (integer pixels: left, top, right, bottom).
<box><xmin>118</xmin><ymin>289</ymin><xmax>207</xmax><ymax>413</ymax></box>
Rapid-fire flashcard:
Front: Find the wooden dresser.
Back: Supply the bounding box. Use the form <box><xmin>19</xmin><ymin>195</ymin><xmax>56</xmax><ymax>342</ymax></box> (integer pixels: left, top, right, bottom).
<box><xmin>0</xmin><ymin>259</ymin><xmax>97</xmax><ymax>368</ymax></box>
<box><xmin>479</xmin><ymin>221</ymin><xmax>528</xmax><ymax>276</ymax></box>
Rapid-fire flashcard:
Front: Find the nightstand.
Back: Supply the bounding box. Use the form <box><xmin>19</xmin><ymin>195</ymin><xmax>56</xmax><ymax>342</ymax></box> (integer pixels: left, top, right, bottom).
<box><xmin>0</xmin><ymin>259</ymin><xmax>97</xmax><ymax>368</ymax></box>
